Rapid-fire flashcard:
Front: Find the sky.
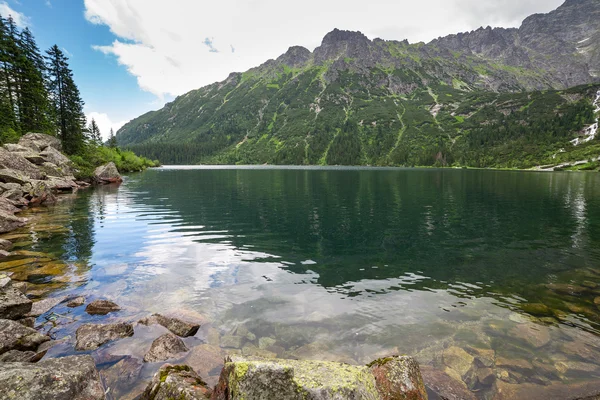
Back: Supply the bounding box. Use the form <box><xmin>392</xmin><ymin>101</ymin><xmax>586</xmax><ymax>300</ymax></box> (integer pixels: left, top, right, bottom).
<box><xmin>1</xmin><ymin>0</ymin><xmax>564</xmax><ymax>140</ymax></box>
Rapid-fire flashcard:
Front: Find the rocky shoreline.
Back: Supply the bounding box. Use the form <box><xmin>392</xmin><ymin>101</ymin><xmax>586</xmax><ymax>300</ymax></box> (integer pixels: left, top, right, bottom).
<box><xmin>0</xmin><ymin>272</ymin><xmax>428</xmax><ymax>399</ymax></box>
<box><xmin>0</xmin><ymin>133</ymin><xmax>429</xmax><ymax>399</ymax></box>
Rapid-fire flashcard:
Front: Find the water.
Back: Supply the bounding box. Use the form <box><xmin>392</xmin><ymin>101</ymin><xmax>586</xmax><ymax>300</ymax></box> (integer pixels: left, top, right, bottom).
<box><xmin>3</xmin><ymin>166</ymin><xmax>600</xmax><ymax>399</ymax></box>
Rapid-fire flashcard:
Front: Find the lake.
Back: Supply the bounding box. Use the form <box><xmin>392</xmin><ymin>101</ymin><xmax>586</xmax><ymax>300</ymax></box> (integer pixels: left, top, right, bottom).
<box><xmin>3</xmin><ymin>166</ymin><xmax>600</xmax><ymax>399</ymax></box>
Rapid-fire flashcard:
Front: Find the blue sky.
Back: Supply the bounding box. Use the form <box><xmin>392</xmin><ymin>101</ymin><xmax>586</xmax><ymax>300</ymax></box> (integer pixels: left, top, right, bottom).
<box><xmin>1</xmin><ymin>0</ymin><xmax>564</xmax><ymax>140</ymax></box>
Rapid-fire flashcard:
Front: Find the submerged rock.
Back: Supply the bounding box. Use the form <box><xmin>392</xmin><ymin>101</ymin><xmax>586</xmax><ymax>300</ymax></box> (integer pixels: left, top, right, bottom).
<box><xmin>0</xmin><ymin>319</ymin><xmax>50</xmax><ymax>354</ymax></box>
<box><xmin>0</xmin><ymin>282</ymin><xmax>32</xmax><ymax>319</ymax></box>
<box><xmin>0</xmin><ymin>354</ymin><xmax>105</xmax><ymax>399</ymax></box>
<box><xmin>443</xmin><ymin>346</ymin><xmax>474</xmax><ymax>378</ymax></box>
<box><xmin>25</xmin><ymin>295</ymin><xmax>67</xmax><ymax>317</ymax></box>
<box><xmin>99</xmin><ymin>356</ymin><xmax>143</xmax><ymax>397</ymax></box>
<box><xmin>75</xmin><ymin>322</ymin><xmax>134</xmax><ymax>351</ymax></box>
<box><xmin>368</xmin><ymin>356</ymin><xmax>428</xmax><ymax>400</ymax></box>
<box><xmin>144</xmin><ymin>333</ymin><xmax>189</xmax><ymax>363</ymax></box>
<box><xmin>140</xmin><ymin>364</ymin><xmax>212</xmax><ymax>400</ymax></box>
<box><xmin>212</xmin><ymin>355</ymin><xmax>426</xmax><ymax>400</ymax></box>
<box><xmin>138</xmin><ymin>313</ymin><xmax>200</xmax><ymax>337</ymax></box>
<box><xmin>85</xmin><ymin>299</ymin><xmax>121</xmax><ymax>315</ymax></box>
<box><xmin>93</xmin><ymin>162</ymin><xmax>122</xmax><ymax>184</ymax></box>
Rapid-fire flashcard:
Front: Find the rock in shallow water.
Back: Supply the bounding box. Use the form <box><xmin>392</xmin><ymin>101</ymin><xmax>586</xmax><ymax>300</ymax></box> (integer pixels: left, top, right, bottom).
<box><xmin>75</xmin><ymin>322</ymin><xmax>134</xmax><ymax>351</ymax></box>
<box><xmin>85</xmin><ymin>299</ymin><xmax>121</xmax><ymax>315</ymax></box>
<box><xmin>140</xmin><ymin>364</ymin><xmax>212</xmax><ymax>400</ymax></box>
<box><xmin>144</xmin><ymin>332</ymin><xmax>189</xmax><ymax>363</ymax></box>
<box><xmin>138</xmin><ymin>313</ymin><xmax>200</xmax><ymax>337</ymax></box>
<box><xmin>0</xmin><ymin>318</ymin><xmax>50</xmax><ymax>355</ymax></box>
<box><xmin>212</xmin><ymin>355</ymin><xmax>427</xmax><ymax>400</ymax></box>
<box><xmin>0</xmin><ymin>355</ymin><xmax>105</xmax><ymax>400</ymax></box>
<box><xmin>93</xmin><ymin>162</ymin><xmax>122</xmax><ymax>184</ymax></box>
<box><xmin>66</xmin><ymin>296</ymin><xmax>86</xmax><ymax>308</ymax></box>
<box><xmin>0</xmin><ymin>282</ymin><xmax>32</xmax><ymax>320</ymax></box>
<box><xmin>25</xmin><ymin>295</ymin><xmax>67</xmax><ymax>317</ymax></box>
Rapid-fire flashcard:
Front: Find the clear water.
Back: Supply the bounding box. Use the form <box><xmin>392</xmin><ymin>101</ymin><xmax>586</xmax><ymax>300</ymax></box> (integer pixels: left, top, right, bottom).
<box><xmin>3</xmin><ymin>166</ymin><xmax>600</xmax><ymax>399</ymax></box>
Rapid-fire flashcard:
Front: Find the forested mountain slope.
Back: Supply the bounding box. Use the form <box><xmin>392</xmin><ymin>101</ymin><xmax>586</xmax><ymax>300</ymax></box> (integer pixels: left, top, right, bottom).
<box><xmin>118</xmin><ymin>0</ymin><xmax>600</xmax><ymax>168</ymax></box>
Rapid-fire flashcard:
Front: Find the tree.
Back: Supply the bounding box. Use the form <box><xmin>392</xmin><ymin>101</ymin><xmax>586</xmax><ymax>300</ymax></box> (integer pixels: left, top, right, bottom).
<box><xmin>108</xmin><ymin>128</ymin><xmax>117</xmax><ymax>148</ymax></box>
<box><xmin>45</xmin><ymin>45</ymin><xmax>86</xmax><ymax>154</ymax></box>
<box><xmin>88</xmin><ymin>118</ymin><xmax>102</xmax><ymax>145</ymax></box>
<box><xmin>16</xmin><ymin>27</ymin><xmax>50</xmax><ymax>133</ymax></box>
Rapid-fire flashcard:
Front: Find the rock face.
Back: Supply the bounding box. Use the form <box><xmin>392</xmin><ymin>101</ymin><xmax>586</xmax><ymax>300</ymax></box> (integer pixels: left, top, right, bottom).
<box><xmin>211</xmin><ymin>355</ymin><xmax>427</xmax><ymax>400</ymax></box>
<box><xmin>85</xmin><ymin>299</ymin><xmax>121</xmax><ymax>315</ymax></box>
<box><xmin>0</xmin><ymin>319</ymin><xmax>50</xmax><ymax>355</ymax></box>
<box><xmin>75</xmin><ymin>322</ymin><xmax>134</xmax><ymax>351</ymax></box>
<box><xmin>139</xmin><ymin>313</ymin><xmax>200</xmax><ymax>337</ymax></box>
<box><xmin>144</xmin><ymin>333</ymin><xmax>189</xmax><ymax>363</ymax></box>
<box><xmin>93</xmin><ymin>162</ymin><xmax>122</xmax><ymax>184</ymax></box>
<box><xmin>0</xmin><ymin>355</ymin><xmax>106</xmax><ymax>400</ymax></box>
<box><xmin>140</xmin><ymin>364</ymin><xmax>212</xmax><ymax>400</ymax></box>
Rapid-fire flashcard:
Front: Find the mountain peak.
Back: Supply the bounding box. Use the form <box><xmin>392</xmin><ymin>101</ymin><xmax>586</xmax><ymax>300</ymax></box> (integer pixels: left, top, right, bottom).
<box><xmin>321</xmin><ymin>29</ymin><xmax>370</xmax><ymax>45</ymax></box>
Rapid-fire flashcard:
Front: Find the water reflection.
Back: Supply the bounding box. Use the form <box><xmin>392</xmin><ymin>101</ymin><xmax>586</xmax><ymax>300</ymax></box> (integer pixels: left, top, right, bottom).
<box><xmin>2</xmin><ymin>167</ymin><xmax>600</xmax><ymax>399</ymax></box>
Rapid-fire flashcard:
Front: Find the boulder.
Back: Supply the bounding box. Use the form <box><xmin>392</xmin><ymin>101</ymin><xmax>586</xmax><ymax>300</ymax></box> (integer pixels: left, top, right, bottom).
<box><xmin>0</xmin><ymin>319</ymin><xmax>50</xmax><ymax>354</ymax></box>
<box><xmin>66</xmin><ymin>296</ymin><xmax>86</xmax><ymax>308</ymax></box>
<box><xmin>85</xmin><ymin>299</ymin><xmax>121</xmax><ymax>315</ymax></box>
<box><xmin>0</xmin><ymin>197</ymin><xmax>21</xmax><ymax>214</ymax></box>
<box><xmin>0</xmin><ymin>349</ymin><xmax>37</xmax><ymax>362</ymax></box>
<box><xmin>45</xmin><ymin>176</ymin><xmax>78</xmax><ymax>191</ymax></box>
<box><xmin>0</xmin><ymin>147</ymin><xmax>44</xmax><ymax>179</ymax></box>
<box><xmin>0</xmin><ymin>168</ymin><xmax>32</xmax><ymax>185</ymax></box>
<box><xmin>93</xmin><ymin>162</ymin><xmax>122</xmax><ymax>184</ymax></box>
<box><xmin>0</xmin><ymin>210</ymin><xmax>28</xmax><ymax>233</ymax></box>
<box><xmin>40</xmin><ymin>146</ymin><xmax>73</xmax><ymax>173</ymax></box>
<box><xmin>0</xmin><ymin>355</ymin><xmax>105</xmax><ymax>399</ymax></box>
<box><xmin>24</xmin><ymin>180</ymin><xmax>56</xmax><ymax>205</ymax></box>
<box><xmin>138</xmin><ymin>313</ymin><xmax>200</xmax><ymax>337</ymax></box>
<box><xmin>140</xmin><ymin>364</ymin><xmax>212</xmax><ymax>400</ymax></box>
<box><xmin>18</xmin><ymin>132</ymin><xmax>62</xmax><ymax>152</ymax></box>
<box><xmin>1</xmin><ymin>187</ymin><xmax>24</xmax><ymax>201</ymax></box>
<box><xmin>25</xmin><ymin>295</ymin><xmax>67</xmax><ymax>318</ymax></box>
<box><xmin>143</xmin><ymin>333</ymin><xmax>189</xmax><ymax>363</ymax></box>
<box><xmin>23</xmin><ymin>152</ymin><xmax>46</xmax><ymax>166</ymax></box>
<box><xmin>18</xmin><ymin>317</ymin><xmax>36</xmax><ymax>328</ymax></box>
<box><xmin>0</xmin><ymin>283</ymin><xmax>32</xmax><ymax>319</ymax></box>
<box><xmin>75</xmin><ymin>322</ymin><xmax>134</xmax><ymax>351</ymax></box>
<box><xmin>212</xmin><ymin>356</ymin><xmax>383</xmax><ymax>400</ymax></box>
<box><xmin>3</xmin><ymin>143</ymin><xmax>32</xmax><ymax>153</ymax></box>
<box><xmin>368</xmin><ymin>356</ymin><xmax>428</xmax><ymax>400</ymax></box>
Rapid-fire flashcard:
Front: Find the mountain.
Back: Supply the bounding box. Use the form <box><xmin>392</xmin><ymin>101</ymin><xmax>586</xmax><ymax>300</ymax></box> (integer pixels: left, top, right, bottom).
<box><xmin>117</xmin><ymin>0</ymin><xmax>600</xmax><ymax>169</ymax></box>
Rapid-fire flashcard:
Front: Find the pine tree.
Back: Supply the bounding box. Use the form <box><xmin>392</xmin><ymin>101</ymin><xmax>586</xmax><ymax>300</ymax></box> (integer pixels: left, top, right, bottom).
<box><xmin>88</xmin><ymin>118</ymin><xmax>102</xmax><ymax>145</ymax></box>
<box><xmin>17</xmin><ymin>27</ymin><xmax>50</xmax><ymax>133</ymax></box>
<box><xmin>45</xmin><ymin>45</ymin><xmax>86</xmax><ymax>154</ymax></box>
<box><xmin>0</xmin><ymin>16</ymin><xmax>18</xmax><ymax>135</ymax></box>
<box><xmin>108</xmin><ymin>128</ymin><xmax>117</xmax><ymax>148</ymax></box>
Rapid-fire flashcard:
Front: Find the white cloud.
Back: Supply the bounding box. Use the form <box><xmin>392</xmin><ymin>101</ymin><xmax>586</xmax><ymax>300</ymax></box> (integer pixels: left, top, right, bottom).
<box><xmin>86</xmin><ymin>111</ymin><xmax>127</xmax><ymax>141</ymax></box>
<box><xmin>0</xmin><ymin>1</ymin><xmax>29</xmax><ymax>28</ymax></box>
<box><xmin>84</xmin><ymin>0</ymin><xmax>563</xmax><ymax>100</ymax></box>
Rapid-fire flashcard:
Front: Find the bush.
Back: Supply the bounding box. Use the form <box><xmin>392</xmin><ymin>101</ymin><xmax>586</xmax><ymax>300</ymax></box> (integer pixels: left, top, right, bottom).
<box><xmin>70</xmin><ymin>145</ymin><xmax>157</xmax><ymax>180</ymax></box>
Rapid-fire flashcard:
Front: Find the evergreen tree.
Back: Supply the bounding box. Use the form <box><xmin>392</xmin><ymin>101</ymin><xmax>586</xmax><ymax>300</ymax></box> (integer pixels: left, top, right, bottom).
<box><xmin>0</xmin><ymin>16</ymin><xmax>18</xmax><ymax>135</ymax></box>
<box><xmin>17</xmin><ymin>27</ymin><xmax>49</xmax><ymax>133</ymax></box>
<box><xmin>45</xmin><ymin>45</ymin><xmax>86</xmax><ymax>154</ymax></box>
<box><xmin>88</xmin><ymin>118</ymin><xmax>102</xmax><ymax>145</ymax></box>
<box><xmin>108</xmin><ymin>128</ymin><xmax>117</xmax><ymax>148</ymax></box>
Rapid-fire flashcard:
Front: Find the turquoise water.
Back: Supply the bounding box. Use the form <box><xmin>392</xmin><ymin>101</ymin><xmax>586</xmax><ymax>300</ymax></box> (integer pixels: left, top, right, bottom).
<box><xmin>4</xmin><ymin>166</ymin><xmax>600</xmax><ymax>399</ymax></box>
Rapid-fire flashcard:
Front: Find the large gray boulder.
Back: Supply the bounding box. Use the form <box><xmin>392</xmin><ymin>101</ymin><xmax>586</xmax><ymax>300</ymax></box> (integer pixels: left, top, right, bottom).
<box><xmin>93</xmin><ymin>162</ymin><xmax>122</xmax><ymax>184</ymax></box>
<box><xmin>40</xmin><ymin>146</ymin><xmax>73</xmax><ymax>172</ymax></box>
<box><xmin>140</xmin><ymin>364</ymin><xmax>212</xmax><ymax>400</ymax></box>
<box><xmin>18</xmin><ymin>132</ymin><xmax>62</xmax><ymax>152</ymax></box>
<box><xmin>138</xmin><ymin>313</ymin><xmax>200</xmax><ymax>337</ymax></box>
<box><xmin>3</xmin><ymin>143</ymin><xmax>32</xmax><ymax>153</ymax></box>
<box><xmin>0</xmin><ymin>281</ymin><xmax>32</xmax><ymax>319</ymax></box>
<box><xmin>0</xmin><ymin>168</ymin><xmax>33</xmax><ymax>185</ymax></box>
<box><xmin>75</xmin><ymin>322</ymin><xmax>134</xmax><ymax>351</ymax></box>
<box><xmin>211</xmin><ymin>356</ymin><xmax>428</xmax><ymax>400</ymax></box>
<box><xmin>0</xmin><ymin>355</ymin><xmax>106</xmax><ymax>399</ymax></box>
<box><xmin>0</xmin><ymin>209</ymin><xmax>28</xmax><ymax>233</ymax></box>
<box><xmin>143</xmin><ymin>333</ymin><xmax>189</xmax><ymax>363</ymax></box>
<box><xmin>0</xmin><ymin>319</ymin><xmax>50</xmax><ymax>355</ymax></box>
<box><xmin>0</xmin><ymin>147</ymin><xmax>44</xmax><ymax>180</ymax></box>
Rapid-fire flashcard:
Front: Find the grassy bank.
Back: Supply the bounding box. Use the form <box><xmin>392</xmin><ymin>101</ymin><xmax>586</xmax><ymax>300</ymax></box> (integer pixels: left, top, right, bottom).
<box><xmin>70</xmin><ymin>146</ymin><xmax>160</xmax><ymax>180</ymax></box>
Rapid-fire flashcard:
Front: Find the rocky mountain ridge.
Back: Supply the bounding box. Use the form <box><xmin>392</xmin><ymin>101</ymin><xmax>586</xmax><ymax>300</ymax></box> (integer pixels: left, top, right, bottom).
<box><xmin>117</xmin><ymin>0</ymin><xmax>600</xmax><ymax>168</ymax></box>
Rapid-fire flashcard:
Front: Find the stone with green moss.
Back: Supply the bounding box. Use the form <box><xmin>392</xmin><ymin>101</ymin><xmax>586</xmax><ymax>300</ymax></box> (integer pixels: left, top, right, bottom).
<box><xmin>140</xmin><ymin>363</ymin><xmax>212</xmax><ymax>400</ymax></box>
<box><xmin>211</xmin><ymin>355</ymin><xmax>427</xmax><ymax>399</ymax></box>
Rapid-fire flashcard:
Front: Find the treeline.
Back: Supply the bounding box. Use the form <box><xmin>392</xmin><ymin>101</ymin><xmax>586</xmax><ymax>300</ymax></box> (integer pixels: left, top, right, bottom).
<box><xmin>124</xmin><ymin>143</ymin><xmax>209</xmax><ymax>165</ymax></box>
<box><xmin>0</xmin><ymin>13</ymin><xmax>156</xmax><ymax>176</ymax></box>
